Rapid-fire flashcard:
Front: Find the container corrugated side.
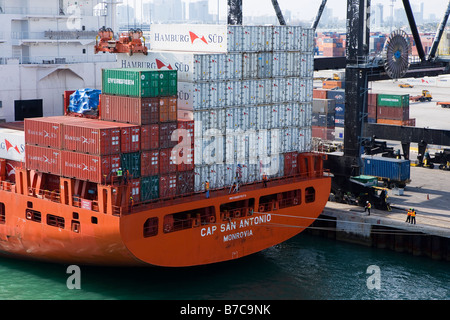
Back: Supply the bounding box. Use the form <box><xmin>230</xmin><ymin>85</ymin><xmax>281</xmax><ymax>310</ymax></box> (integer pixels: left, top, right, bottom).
<box><xmin>141</xmin><ymin>124</ymin><xmax>160</xmax><ymax>150</ymax></box>
<box><xmin>121</xmin><ymin>152</ymin><xmax>141</xmax><ymax>179</ymax></box>
<box><xmin>140</xmin><ymin>175</ymin><xmax>159</xmax><ymax>201</ymax></box>
<box><xmin>159</xmin><ymin>173</ymin><xmax>177</xmax><ymax>198</ymax></box>
<box><xmin>25</xmin><ymin>116</ymin><xmax>78</xmax><ymax>149</ymax></box>
<box><xmin>377</xmin><ymin>94</ymin><xmax>409</xmax><ymax>108</ymax></box>
<box><xmin>100</xmin><ymin>95</ymin><xmax>159</xmax><ymax>125</ymax></box>
<box><xmin>25</xmin><ymin>145</ymin><xmax>61</xmax><ymax>175</ymax></box>
<box><xmin>361</xmin><ymin>155</ymin><xmax>410</xmax><ymax>182</ymax></box>
<box><xmin>176</xmin><ymin>170</ymin><xmax>195</xmax><ymax>195</ymax></box>
<box><xmin>102</xmin><ymin>68</ymin><xmax>159</xmax><ymax>97</ymax></box>
<box><xmin>159</xmin><ymin>96</ymin><xmax>178</xmax><ymax>123</ymax></box>
<box><xmin>0</xmin><ymin>128</ymin><xmax>25</xmax><ymax>162</ymax></box>
<box><xmin>141</xmin><ymin>150</ymin><xmax>159</xmax><ymax>177</ymax></box>
<box><xmin>61</xmin><ymin>150</ymin><xmax>118</xmax><ymax>183</ymax></box>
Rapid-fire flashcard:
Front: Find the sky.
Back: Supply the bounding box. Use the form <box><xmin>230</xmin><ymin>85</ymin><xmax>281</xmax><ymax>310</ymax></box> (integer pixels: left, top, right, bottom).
<box><xmin>130</xmin><ymin>0</ymin><xmax>448</xmax><ymax>22</ymax></box>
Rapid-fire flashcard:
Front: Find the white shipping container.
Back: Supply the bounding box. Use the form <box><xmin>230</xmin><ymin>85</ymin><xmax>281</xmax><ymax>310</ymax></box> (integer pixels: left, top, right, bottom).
<box><xmin>208</xmin><ymin>163</ymin><xmax>225</xmax><ymax>189</ymax></box>
<box><xmin>273</xmin><ymin>26</ymin><xmax>287</xmax><ymax>51</ymax></box>
<box><xmin>286</xmin><ymin>51</ymin><xmax>300</xmax><ymax>77</ymax></box>
<box><xmin>194</xmin><ymin>166</ymin><xmax>204</xmax><ymax>192</ymax></box>
<box><xmin>300</xmin><ymin>53</ymin><xmax>314</xmax><ymax>78</ymax></box>
<box><xmin>241</xmin><ymin>106</ymin><xmax>258</xmax><ymax>131</ymax></box>
<box><xmin>194</xmin><ymin>110</ymin><xmax>208</xmax><ymax>138</ymax></box>
<box><xmin>242</xmin><ymin>52</ymin><xmax>258</xmax><ymax>79</ymax></box>
<box><xmin>272</xmin><ymin>52</ymin><xmax>287</xmax><ymax>78</ymax></box>
<box><xmin>305</xmin><ymin>78</ymin><xmax>313</xmax><ymax>102</ymax></box>
<box><xmin>271</xmin><ymin>78</ymin><xmax>286</xmax><ymax>103</ymax></box>
<box><xmin>150</xmin><ymin>24</ymin><xmax>228</xmax><ymax>53</ymax></box>
<box><xmin>284</xmin><ymin>103</ymin><xmax>294</xmax><ymax>127</ymax></box>
<box><xmin>209</xmin><ymin>81</ymin><xmax>227</xmax><ymax>108</ymax></box>
<box><xmin>243</xmin><ymin>25</ymin><xmax>260</xmax><ymax>52</ymax></box>
<box><xmin>0</xmin><ymin>128</ymin><xmax>25</xmax><ymax>162</ymax></box>
<box><xmin>256</xmin><ymin>105</ymin><xmax>269</xmax><ymax>130</ymax></box>
<box><xmin>209</xmin><ymin>108</ymin><xmax>226</xmax><ymax>134</ymax></box>
<box><xmin>282</xmin><ymin>127</ymin><xmax>299</xmax><ymax>153</ymax></box>
<box><xmin>301</xmin><ymin>28</ymin><xmax>315</xmax><ymax>53</ymax></box>
<box><xmin>225</xmin><ymin>53</ymin><xmax>243</xmax><ymax>80</ymax></box>
<box><xmin>304</xmin><ymin>102</ymin><xmax>313</xmax><ymax>126</ymax></box>
<box><xmin>260</xmin><ymin>152</ymin><xmax>284</xmax><ymax>177</ymax></box>
<box><xmin>178</xmin><ymin>81</ymin><xmax>210</xmax><ymax>111</ymax></box>
<box><xmin>286</xmin><ymin>26</ymin><xmax>302</xmax><ymax>51</ymax></box>
<box><xmin>257</xmin><ymin>52</ymin><xmax>273</xmax><ymax>78</ymax></box>
<box><xmin>225</xmin><ymin>107</ymin><xmax>241</xmax><ymax>132</ymax></box>
<box><xmin>225</xmin><ymin>80</ymin><xmax>241</xmax><ymax>107</ymax></box>
<box><xmin>260</xmin><ymin>26</ymin><xmax>273</xmax><ymax>51</ymax></box>
<box><xmin>202</xmin><ymin>133</ymin><xmax>225</xmax><ymax>165</ymax></box>
<box><xmin>269</xmin><ymin>104</ymin><xmax>280</xmax><ymax>129</ymax></box>
<box><xmin>241</xmin><ymin>79</ymin><xmax>257</xmax><ymax>105</ymax></box>
<box><xmin>227</xmin><ymin>25</ymin><xmax>244</xmax><ymax>52</ymax></box>
<box><xmin>209</xmin><ymin>54</ymin><xmax>227</xmax><ymax>81</ymax></box>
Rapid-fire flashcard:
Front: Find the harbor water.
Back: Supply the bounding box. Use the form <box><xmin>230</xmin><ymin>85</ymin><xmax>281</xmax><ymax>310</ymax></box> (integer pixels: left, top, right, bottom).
<box><xmin>0</xmin><ymin>233</ymin><xmax>448</xmax><ymax>300</ymax></box>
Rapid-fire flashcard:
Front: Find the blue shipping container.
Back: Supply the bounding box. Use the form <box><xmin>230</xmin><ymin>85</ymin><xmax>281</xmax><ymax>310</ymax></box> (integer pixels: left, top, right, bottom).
<box><xmin>361</xmin><ymin>156</ymin><xmax>410</xmax><ymax>182</ymax></box>
<box><xmin>327</xmin><ymin>89</ymin><xmax>345</xmax><ymax>104</ymax></box>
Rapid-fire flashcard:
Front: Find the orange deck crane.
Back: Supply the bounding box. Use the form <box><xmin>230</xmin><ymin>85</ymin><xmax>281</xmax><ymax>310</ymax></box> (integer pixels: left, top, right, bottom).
<box><xmin>94</xmin><ymin>26</ymin><xmax>148</xmax><ymax>56</ymax></box>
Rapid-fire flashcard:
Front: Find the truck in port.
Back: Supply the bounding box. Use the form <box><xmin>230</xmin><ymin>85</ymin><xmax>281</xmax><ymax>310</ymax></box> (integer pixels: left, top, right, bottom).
<box><xmin>436</xmin><ymin>101</ymin><xmax>450</xmax><ymax>108</ymax></box>
<box><xmin>360</xmin><ymin>155</ymin><xmax>411</xmax><ymax>189</ymax></box>
<box><xmin>409</xmin><ymin>90</ymin><xmax>432</xmax><ymax>102</ymax></box>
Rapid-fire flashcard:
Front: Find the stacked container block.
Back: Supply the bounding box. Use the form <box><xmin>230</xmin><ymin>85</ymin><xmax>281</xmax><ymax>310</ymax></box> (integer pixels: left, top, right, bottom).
<box><xmin>139</xmin><ymin>24</ymin><xmax>315</xmax><ymax>191</ymax></box>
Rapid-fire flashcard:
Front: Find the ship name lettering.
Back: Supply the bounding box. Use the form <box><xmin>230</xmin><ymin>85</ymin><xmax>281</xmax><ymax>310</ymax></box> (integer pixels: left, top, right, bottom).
<box><xmin>200</xmin><ymin>225</ymin><xmax>217</xmax><ymax>237</ymax></box>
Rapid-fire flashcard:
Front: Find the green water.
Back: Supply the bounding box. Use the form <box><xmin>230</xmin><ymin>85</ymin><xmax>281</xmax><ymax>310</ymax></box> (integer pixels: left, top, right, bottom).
<box><xmin>0</xmin><ymin>234</ymin><xmax>448</xmax><ymax>300</ymax></box>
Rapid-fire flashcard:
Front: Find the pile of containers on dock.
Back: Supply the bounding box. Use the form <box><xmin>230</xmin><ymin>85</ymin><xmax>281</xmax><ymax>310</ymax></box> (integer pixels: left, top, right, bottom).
<box><xmin>375</xmin><ymin>94</ymin><xmax>416</xmax><ymax>126</ymax></box>
<box><xmin>141</xmin><ymin>24</ymin><xmax>315</xmax><ymax>191</ymax></box>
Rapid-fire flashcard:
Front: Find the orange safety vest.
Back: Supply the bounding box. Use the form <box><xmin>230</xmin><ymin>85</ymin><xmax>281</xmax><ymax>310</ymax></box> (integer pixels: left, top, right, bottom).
<box><xmin>411</xmin><ymin>210</ymin><xmax>416</xmax><ymax>217</ymax></box>
<box><xmin>367</xmin><ymin>203</ymin><xmax>371</xmax><ymax>208</ymax></box>
<box><xmin>205</xmin><ymin>182</ymin><xmax>210</xmax><ymax>190</ymax></box>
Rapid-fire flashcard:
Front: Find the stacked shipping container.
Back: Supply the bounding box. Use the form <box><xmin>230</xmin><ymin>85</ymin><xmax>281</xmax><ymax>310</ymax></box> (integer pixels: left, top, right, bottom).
<box><xmin>376</xmin><ymin>94</ymin><xmax>416</xmax><ymax>126</ymax></box>
<box><xmin>141</xmin><ymin>24</ymin><xmax>315</xmax><ymax>191</ymax></box>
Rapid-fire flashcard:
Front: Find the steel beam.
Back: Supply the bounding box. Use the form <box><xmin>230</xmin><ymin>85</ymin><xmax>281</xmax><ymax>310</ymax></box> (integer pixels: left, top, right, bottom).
<box><xmin>227</xmin><ymin>0</ymin><xmax>242</xmax><ymax>25</ymax></box>
<box><xmin>402</xmin><ymin>0</ymin><xmax>425</xmax><ymax>62</ymax></box>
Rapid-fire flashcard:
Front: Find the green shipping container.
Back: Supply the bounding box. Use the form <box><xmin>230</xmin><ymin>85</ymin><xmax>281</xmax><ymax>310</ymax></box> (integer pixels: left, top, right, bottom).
<box><xmin>141</xmin><ymin>176</ymin><xmax>160</xmax><ymax>201</ymax></box>
<box><xmin>377</xmin><ymin>94</ymin><xmax>409</xmax><ymax>108</ymax></box>
<box><xmin>121</xmin><ymin>152</ymin><xmax>141</xmax><ymax>178</ymax></box>
<box><xmin>102</xmin><ymin>68</ymin><xmax>177</xmax><ymax>97</ymax></box>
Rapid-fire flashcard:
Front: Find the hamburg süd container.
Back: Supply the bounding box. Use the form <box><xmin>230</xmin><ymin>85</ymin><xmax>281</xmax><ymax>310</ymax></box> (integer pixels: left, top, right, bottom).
<box><xmin>159</xmin><ymin>96</ymin><xmax>178</xmax><ymax>123</ymax></box>
<box><xmin>0</xmin><ymin>128</ymin><xmax>25</xmax><ymax>162</ymax></box>
<box><xmin>25</xmin><ymin>145</ymin><xmax>61</xmax><ymax>175</ymax></box>
<box><xmin>24</xmin><ymin>116</ymin><xmax>79</xmax><ymax>149</ymax></box>
<box><xmin>100</xmin><ymin>95</ymin><xmax>159</xmax><ymax>125</ymax></box>
<box><xmin>61</xmin><ymin>150</ymin><xmax>120</xmax><ymax>183</ymax></box>
<box><xmin>141</xmin><ymin>150</ymin><xmax>159</xmax><ymax>177</ymax></box>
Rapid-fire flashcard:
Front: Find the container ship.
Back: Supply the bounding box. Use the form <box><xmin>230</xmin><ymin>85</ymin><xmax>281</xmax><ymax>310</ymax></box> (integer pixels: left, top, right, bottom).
<box><xmin>0</xmin><ymin>24</ymin><xmax>331</xmax><ymax>267</ymax></box>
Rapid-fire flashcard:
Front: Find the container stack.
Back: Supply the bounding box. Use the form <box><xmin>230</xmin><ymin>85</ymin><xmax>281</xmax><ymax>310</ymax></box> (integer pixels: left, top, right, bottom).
<box><xmin>142</xmin><ymin>24</ymin><xmax>315</xmax><ymax>191</ymax></box>
<box><xmin>311</xmin><ymin>99</ymin><xmax>335</xmax><ymax>141</ymax></box>
<box><xmin>376</xmin><ymin>94</ymin><xmax>415</xmax><ymax>126</ymax></box>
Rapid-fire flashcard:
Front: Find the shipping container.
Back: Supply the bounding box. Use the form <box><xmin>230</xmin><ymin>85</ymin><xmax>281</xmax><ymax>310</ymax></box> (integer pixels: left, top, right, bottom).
<box><xmin>367</xmin><ymin>104</ymin><xmax>376</xmax><ymax>119</ymax></box>
<box><xmin>284</xmin><ymin>151</ymin><xmax>299</xmax><ymax>176</ymax></box>
<box><xmin>61</xmin><ymin>150</ymin><xmax>120</xmax><ymax>183</ymax></box>
<box><xmin>322</xmin><ymin>80</ymin><xmax>343</xmax><ymax>89</ymax></box>
<box><xmin>141</xmin><ymin>124</ymin><xmax>160</xmax><ymax>150</ymax></box>
<box><xmin>377</xmin><ymin>94</ymin><xmax>409</xmax><ymax>108</ymax></box>
<box><xmin>121</xmin><ymin>152</ymin><xmax>141</xmax><ymax>178</ymax></box>
<box><xmin>361</xmin><ymin>155</ymin><xmax>410</xmax><ymax>184</ymax></box>
<box><xmin>25</xmin><ymin>145</ymin><xmax>61</xmax><ymax>175</ymax></box>
<box><xmin>102</xmin><ymin>68</ymin><xmax>159</xmax><ymax>97</ymax></box>
<box><xmin>159</xmin><ymin>173</ymin><xmax>177</xmax><ymax>198</ymax></box>
<box><xmin>159</xmin><ymin>122</ymin><xmax>178</xmax><ymax>149</ymax></box>
<box><xmin>313</xmin><ymin>99</ymin><xmax>336</xmax><ymax>113</ymax></box>
<box><xmin>225</xmin><ymin>53</ymin><xmax>243</xmax><ymax>80</ymax></box>
<box><xmin>257</xmin><ymin>52</ymin><xmax>273</xmax><ymax>78</ymax></box>
<box><xmin>159</xmin><ymin>148</ymin><xmax>177</xmax><ymax>175</ymax></box>
<box><xmin>313</xmin><ymin>89</ymin><xmax>328</xmax><ymax>99</ymax></box>
<box><xmin>176</xmin><ymin>170</ymin><xmax>195</xmax><ymax>195</ymax></box>
<box><xmin>376</xmin><ymin>118</ymin><xmax>416</xmax><ymax>126</ymax></box>
<box><xmin>286</xmin><ymin>26</ymin><xmax>302</xmax><ymax>51</ymax></box>
<box><xmin>209</xmin><ymin>81</ymin><xmax>227</xmax><ymax>108</ymax></box>
<box><xmin>208</xmin><ymin>109</ymin><xmax>226</xmax><ymax>134</ymax></box>
<box><xmin>377</xmin><ymin>105</ymin><xmax>409</xmax><ymax>121</ymax></box>
<box><xmin>368</xmin><ymin>93</ymin><xmax>378</xmax><ymax>106</ymax></box>
<box><xmin>100</xmin><ymin>95</ymin><xmax>159</xmax><ymax>125</ymax></box>
<box><xmin>242</xmin><ymin>53</ymin><xmax>258</xmax><ymax>79</ymax></box>
<box><xmin>159</xmin><ymin>96</ymin><xmax>178</xmax><ymax>123</ymax></box>
<box><xmin>225</xmin><ymin>80</ymin><xmax>241</xmax><ymax>107</ymax></box>
<box><xmin>177</xmin><ymin>120</ymin><xmax>195</xmax><ymax>145</ymax></box>
<box><xmin>311</xmin><ymin>126</ymin><xmax>335</xmax><ymax>140</ymax></box>
<box><xmin>0</xmin><ymin>128</ymin><xmax>25</xmax><ymax>162</ymax></box>
<box><xmin>174</xmin><ymin>145</ymin><xmax>194</xmax><ymax>172</ymax></box>
<box><xmin>141</xmin><ymin>150</ymin><xmax>159</xmax><ymax>177</ymax></box>
<box><xmin>326</xmin><ymin>89</ymin><xmax>345</xmax><ymax>104</ymax></box>
<box><xmin>286</xmin><ymin>51</ymin><xmax>300</xmax><ymax>77</ymax></box>
<box><xmin>243</xmin><ymin>25</ymin><xmax>260</xmax><ymax>52</ymax></box>
<box><xmin>177</xmin><ymin>81</ymin><xmax>210</xmax><ymax>111</ymax></box>
<box><xmin>140</xmin><ymin>175</ymin><xmax>159</xmax><ymax>202</ymax></box>
<box><xmin>119</xmin><ymin>125</ymin><xmax>141</xmax><ymax>153</ymax></box>
<box><xmin>129</xmin><ymin>178</ymin><xmax>141</xmax><ymax>202</ymax></box>
<box><xmin>24</xmin><ymin>116</ymin><xmax>78</xmax><ymax>149</ymax></box>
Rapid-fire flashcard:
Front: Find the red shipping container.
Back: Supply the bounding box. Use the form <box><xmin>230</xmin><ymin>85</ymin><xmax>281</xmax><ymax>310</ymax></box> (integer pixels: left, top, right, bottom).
<box><xmin>176</xmin><ymin>170</ymin><xmax>194</xmax><ymax>195</ymax></box>
<box><xmin>62</xmin><ymin>120</ymin><xmax>122</xmax><ymax>155</ymax></box>
<box><xmin>284</xmin><ymin>152</ymin><xmax>298</xmax><ymax>176</ymax></box>
<box><xmin>63</xmin><ymin>90</ymin><xmax>76</xmax><ymax>114</ymax></box>
<box><xmin>129</xmin><ymin>178</ymin><xmax>141</xmax><ymax>202</ymax></box>
<box><xmin>141</xmin><ymin>150</ymin><xmax>159</xmax><ymax>177</ymax></box>
<box><xmin>141</xmin><ymin>124</ymin><xmax>159</xmax><ymax>150</ymax></box>
<box><xmin>377</xmin><ymin>106</ymin><xmax>409</xmax><ymax>121</ymax></box>
<box><xmin>368</xmin><ymin>93</ymin><xmax>377</xmax><ymax>107</ymax></box>
<box><xmin>118</xmin><ymin>124</ymin><xmax>141</xmax><ymax>153</ymax></box>
<box><xmin>177</xmin><ymin>120</ymin><xmax>194</xmax><ymax>145</ymax></box>
<box><xmin>159</xmin><ymin>148</ymin><xmax>177</xmax><ymax>175</ymax></box>
<box><xmin>100</xmin><ymin>94</ymin><xmax>159</xmax><ymax>125</ymax></box>
<box><xmin>61</xmin><ymin>150</ymin><xmax>119</xmax><ymax>183</ymax></box>
<box><xmin>311</xmin><ymin>126</ymin><xmax>335</xmax><ymax>140</ymax></box>
<box><xmin>159</xmin><ymin>173</ymin><xmax>177</xmax><ymax>198</ymax></box>
<box><xmin>173</xmin><ymin>145</ymin><xmax>194</xmax><ymax>172</ymax></box>
<box><xmin>159</xmin><ymin>96</ymin><xmax>177</xmax><ymax>123</ymax></box>
<box><xmin>25</xmin><ymin>116</ymin><xmax>79</xmax><ymax>149</ymax></box>
<box><xmin>368</xmin><ymin>104</ymin><xmax>377</xmax><ymax>119</ymax></box>
<box><xmin>159</xmin><ymin>122</ymin><xmax>178</xmax><ymax>149</ymax></box>
<box><xmin>313</xmin><ymin>89</ymin><xmax>328</xmax><ymax>99</ymax></box>
<box><xmin>25</xmin><ymin>145</ymin><xmax>61</xmax><ymax>175</ymax></box>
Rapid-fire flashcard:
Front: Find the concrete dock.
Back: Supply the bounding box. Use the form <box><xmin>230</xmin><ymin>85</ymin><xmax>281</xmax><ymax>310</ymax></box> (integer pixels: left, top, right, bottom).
<box><xmin>313</xmin><ymin>166</ymin><xmax>450</xmax><ymax>261</ymax></box>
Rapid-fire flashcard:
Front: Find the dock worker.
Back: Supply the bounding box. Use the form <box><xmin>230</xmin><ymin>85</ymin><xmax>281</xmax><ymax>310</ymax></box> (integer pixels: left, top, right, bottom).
<box><xmin>405</xmin><ymin>208</ymin><xmax>412</xmax><ymax>223</ymax></box>
<box><xmin>365</xmin><ymin>201</ymin><xmax>371</xmax><ymax>215</ymax></box>
<box><xmin>116</xmin><ymin>167</ymin><xmax>123</xmax><ymax>185</ymax></box>
<box><xmin>205</xmin><ymin>180</ymin><xmax>210</xmax><ymax>198</ymax></box>
<box><xmin>410</xmin><ymin>208</ymin><xmax>416</xmax><ymax>224</ymax></box>
<box><xmin>262</xmin><ymin>173</ymin><xmax>268</xmax><ymax>188</ymax></box>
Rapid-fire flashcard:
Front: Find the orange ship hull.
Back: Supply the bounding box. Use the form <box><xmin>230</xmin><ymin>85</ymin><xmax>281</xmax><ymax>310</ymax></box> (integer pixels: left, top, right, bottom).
<box><xmin>0</xmin><ymin>168</ymin><xmax>330</xmax><ymax>267</ymax></box>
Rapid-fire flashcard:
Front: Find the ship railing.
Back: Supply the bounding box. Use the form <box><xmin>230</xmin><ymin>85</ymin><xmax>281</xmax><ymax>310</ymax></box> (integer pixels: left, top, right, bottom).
<box><xmin>0</xmin><ymin>181</ymin><xmax>13</xmax><ymax>192</ymax></box>
<box><xmin>126</xmin><ymin>166</ymin><xmax>328</xmax><ymax>214</ymax></box>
